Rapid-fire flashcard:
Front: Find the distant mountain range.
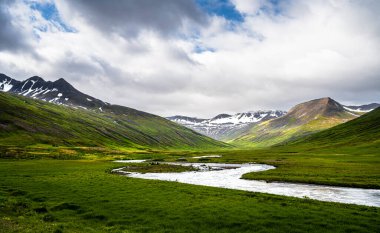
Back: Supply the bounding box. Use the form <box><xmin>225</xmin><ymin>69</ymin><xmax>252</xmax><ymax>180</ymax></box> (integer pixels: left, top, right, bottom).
<box><xmin>168</xmin><ymin>97</ymin><xmax>379</xmax><ymax>146</ymax></box>
<box><xmin>343</xmin><ymin>103</ymin><xmax>380</xmax><ymax>112</ymax></box>
<box><xmin>0</xmin><ymin>74</ymin><xmax>228</xmax><ymax>150</ymax></box>
<box><xmin>231</xmin><ymin>97</ymin><xmax>379</xmax><ymax>147</ymax></box>
<box><xmin>167</xmin><ymin>110</ymin><xmax>286</xmax><ymax>140</ymax></box>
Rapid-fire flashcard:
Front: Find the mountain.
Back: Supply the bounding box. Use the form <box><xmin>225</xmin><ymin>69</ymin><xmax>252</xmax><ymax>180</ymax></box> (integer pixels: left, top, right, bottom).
<box><xmin>343</xmin><ymin>103</ymin><xmax>380</xmax><ymax>112</ymax></box>
<box><xmin>0</xmin><ymin>73</ymin><xmax>106</xmax><ymax>110</ymax></box>
<box><xmin>0</xmin><ymin>74</ymin><xmax>228</xmax><ymax>150</ymax></box>
<box><xmin>167</xmin><ymin>110</ymin><xmax>286</xmax><ymax>140</ymax></box>
<box><xmin>290</xmin><ymin>106</ymin><xmax>380</xmax><ymax>149</ymax></box>
<box><xmin>230</xmin><ymin>97</ymin><xmax>377</xmax><ymax>147</ymax></box>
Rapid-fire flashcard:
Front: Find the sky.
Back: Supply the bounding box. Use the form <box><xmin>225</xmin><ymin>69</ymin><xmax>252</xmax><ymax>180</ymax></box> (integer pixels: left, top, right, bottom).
<box><xmin>0</xmin><ymin>0</ymin><xmax>379</xmax><ymax>118</ymax></box>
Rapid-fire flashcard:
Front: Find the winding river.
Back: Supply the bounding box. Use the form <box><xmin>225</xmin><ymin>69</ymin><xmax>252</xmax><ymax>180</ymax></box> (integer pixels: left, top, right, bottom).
<box><xmin>113</xmin><ymin>160</ymin><xmax>380</xmax><ymax>207</ymax></box>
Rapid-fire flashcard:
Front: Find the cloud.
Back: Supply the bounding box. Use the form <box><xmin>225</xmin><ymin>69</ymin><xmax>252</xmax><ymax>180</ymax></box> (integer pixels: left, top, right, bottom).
<box><xmin>60</xmin><ymin>0</ymin><xmax>208</xmax><ymax>38</ymax></box>
<box><xmin>231</xmin><ymin>0</ymin><xmax>262</xmax><ymax>15</ymax></box>
<box><xmin>0</xmin><ymin>0</ymin><xmax>379</xmax><ymax>118</ymax></box>
<box><xmin>0</xmin><ymin>0</ymin><xmax>30</xmax><ymax>51</ymax></box>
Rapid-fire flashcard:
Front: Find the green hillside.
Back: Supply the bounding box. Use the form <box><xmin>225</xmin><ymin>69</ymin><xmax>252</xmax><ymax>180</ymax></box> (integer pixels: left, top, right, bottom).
<box><xmin>0</xmin><ymin>92</ymin><xmax>228</xmax><ymax>151</ymax></box>
<box><xmin>236</xmin><ymin>107</ymin><xmax>380</xmax><ymax>188</ymax></box>
<box><xmin>289</xmin><ymin>106</ymin><xmax>380</xmax><ymax>149</ymax></box>
<box><xmin>230</xmin><ymin>97</ymin><xmax>358</xmax><ymax>147</ymax></box>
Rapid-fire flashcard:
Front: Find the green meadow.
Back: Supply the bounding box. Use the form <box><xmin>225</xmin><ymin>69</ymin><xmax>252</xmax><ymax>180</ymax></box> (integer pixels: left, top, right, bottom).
<box><xmin>0</xmin><ymin>93</ymin><xmax>379</xmax><ymax>232</ymax></box>
<box><xmin>0</xmin><ymin>159</ymin><xmax>379</xmax><ymax>233</ymax></box>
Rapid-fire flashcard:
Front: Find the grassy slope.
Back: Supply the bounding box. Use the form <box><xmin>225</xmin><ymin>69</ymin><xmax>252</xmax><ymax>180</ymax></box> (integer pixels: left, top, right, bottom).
<box><xmin>230</xmin><ymin>113</ymin><xmax>355</xmax><ymax>148</ymax></box>
<box><xmin>233</xmin><ymin>108</ymin><xmax>380</xmax><ymax>188</ymax></box>
<box><xmin>0</xmin><ymin>92</ymin><xmax>227</xmax><ymax>150</ymax></box>
<box><xmin>230</xmin><ymin>98</ymin><xmax>359</xmax><ymax>147</ymax></box>
<box><xmin>289</xmin><ymin>107</ymin><xmax>380</xmax><ymax>149</ymax></box>
<box><xmin>0</xmin><ymin>160</ymin><xmax>379</xmax><ymax>233</ymax></box>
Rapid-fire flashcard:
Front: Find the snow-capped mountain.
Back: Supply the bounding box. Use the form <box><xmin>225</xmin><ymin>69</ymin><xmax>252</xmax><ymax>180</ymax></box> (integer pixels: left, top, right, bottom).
<box><xmin>343</xmin><ymin>103</ymin><xmax>380</xmax><ymax>112</ymax></box>
<box><xmin>0</xmin><ymin>73</ymin><xmax>107</xmax><ymax>110</ymax></box>
<box><xmin>167</xmin><ymin>110</ymin><xmax>287</xmax><ymax>140</ymax></box>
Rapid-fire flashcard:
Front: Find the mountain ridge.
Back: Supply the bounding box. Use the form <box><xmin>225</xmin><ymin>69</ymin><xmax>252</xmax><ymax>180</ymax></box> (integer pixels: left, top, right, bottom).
<box><xmin>0</xmin><ymin>73</ymin><xmax>107</xmax><ymax>110</ymax></box>
<box><xmin>167</xmin><ymin>110</ymin><xmax>287</xmax><ymax>140</ymax></box>
<box><xmin>230</xmin><ymin>97</ymin><xmax>378</xmax><ymax>147</ymax></box>
<box><xmin>0</xmin><ymin>74</ymin><xmax>229</xmax><ymax>150</ymax></box>
<box><xmin>289</xmin><ymin>106</ymin><xmax>380</xmax><ymax>149</ymax></box>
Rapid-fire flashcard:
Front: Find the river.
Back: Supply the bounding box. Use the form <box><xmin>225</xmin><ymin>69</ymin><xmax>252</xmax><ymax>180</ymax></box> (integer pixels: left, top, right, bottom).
<box><xmin>113</xmin><ymin>160</ymin><xmax>380</xmax><ymax>207</ymax></box>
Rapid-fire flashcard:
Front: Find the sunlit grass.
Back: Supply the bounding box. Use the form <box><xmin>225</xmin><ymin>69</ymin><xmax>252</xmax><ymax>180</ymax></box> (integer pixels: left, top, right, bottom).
<box><xmin>0</xmin><ymin>160</ymin><xmax>379</xmax><ymax>233</ymax></box>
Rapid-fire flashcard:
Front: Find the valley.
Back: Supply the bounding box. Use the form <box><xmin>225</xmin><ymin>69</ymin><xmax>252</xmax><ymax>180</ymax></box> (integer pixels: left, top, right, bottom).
<box><xmin>0</xmin><ymin>74</ymin><xmax>379</xmax><ymax>233</ymax></box>
<box><xmin>1</xmin><ymin>1</ymin><xmax>380</xmax><ymax>232</ymax></box>
<box><xmin>1</xmin><ymin>159</ymin><xmax>379</xmax><ymax>233</ymax></box>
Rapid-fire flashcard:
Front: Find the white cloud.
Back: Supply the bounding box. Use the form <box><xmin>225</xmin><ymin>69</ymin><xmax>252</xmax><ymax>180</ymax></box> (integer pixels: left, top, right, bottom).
<box><xmin>0</xmin><ymin>0</ymin><xmax>379</xmax><ymax>118</ymax></box>
<box><xmin>231</xmin><ymin>0</ymin><xmax>262</xmax><ymax>15</ymax></box>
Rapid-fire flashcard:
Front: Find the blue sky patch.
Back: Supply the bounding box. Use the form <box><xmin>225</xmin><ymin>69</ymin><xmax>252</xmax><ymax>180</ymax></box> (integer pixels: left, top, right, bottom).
<box><xmin>29</xmin><ymin>1</ymin><xmax>76</xmax><ymax>33</ymax></box>
<box><xmin>196</xmin><ymin>0</ymin><xmax>244</xmax><ymax>23</ymax></box>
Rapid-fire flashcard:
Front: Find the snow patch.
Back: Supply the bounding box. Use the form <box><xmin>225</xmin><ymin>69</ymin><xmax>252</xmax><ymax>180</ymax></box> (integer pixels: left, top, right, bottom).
<box><xmin>0</xmin><ymin>79</ymin><xmax>13</xmax><ymax>92</ymax></box>
<box><xmin>49</xmin><ymin>97</ymin><xmax>60</xmax><ymax>103</ymax></box>
<box><xmin>345</xmin><ymin>111</ymin><xmax>360</xmax><ymax>117</ymax></box>
<box><xmin>43</xmin><ymin>89</ymin><xmax>51</xmax><ymax>94</ymax></box>
<box><xmin>20</xmin><ymin>81</ymin><xmax>28</xmax><ymax>90</ymax></box>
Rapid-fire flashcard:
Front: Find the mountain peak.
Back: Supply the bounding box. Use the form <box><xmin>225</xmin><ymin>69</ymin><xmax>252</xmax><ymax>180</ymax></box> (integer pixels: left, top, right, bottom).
<box><xmin>273</xmin><ymin>97</ymin><xmax>347</xmax><ymax>128</ymax></box>
<box><xmin>290</xmin><ymin>97</ymin><xmax>342</xmax><ymax>112</ymax></box>
<box><xmin>53</xmin><ymin>78</ymin><xmax>75</xmax><ymax>91</ymax></box>
<box><xmin>26</xmin><ymin>76</ymin><xmax>45</xmax><ymax>82</ymax></box>
<box><xmin>319</xmin><ymin>97</ymin><xmax>339</xmax><ymax>105</ymax></box>
<box><xmin>54</xmin><ymin>78</ymin><xmax>71</xmax><ymax>86</ymax></box>
<box><xmin>211</xmin><ymin>114</ymin><xmax>232</xmax><ymax>120</ymax></box>
<box><xmin>55</xmin><ymin>77</ymin><xmax>69</xmax><ymax>83</ymax></box>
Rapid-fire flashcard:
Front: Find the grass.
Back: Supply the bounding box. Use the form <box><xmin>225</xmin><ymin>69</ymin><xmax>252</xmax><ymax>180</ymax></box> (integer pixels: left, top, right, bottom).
<box><xmin>0</xmin><ymin>160</ymin><xmax>379</xmax><ymax>233</ymax></box>
<box><xmin>289</xmin><ymin>107</ymin><xmax>380</xmax><ymax>149</ymax></box>
<box><xmin>222</xmin><ymin>149</ymin><xmax>380</xmax><ymax>188</ymax></box>
<box><xmin>216</xmin><ymin>108</ymin><xmax>380</xmax><ymax>188</ymax></box>
<box><xmin>0</xmin><ymin>92</ymin><xmax>228</xmax><ymax>150</ymax></box>
<box><xmin>1</xmin><ymin>142</ymin><xmax>378</xmax><ymax>189</ymax></box>
<box><xmin>230</xmin><ymin>115</ymin><xmax>354</xmax><ymax>148</ymax></box>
